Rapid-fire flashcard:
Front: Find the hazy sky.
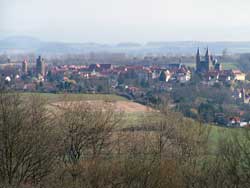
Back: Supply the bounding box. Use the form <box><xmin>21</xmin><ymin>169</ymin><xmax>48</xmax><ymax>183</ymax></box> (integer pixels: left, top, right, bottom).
<box><xmin>1</xmin><ymin>0</ymin><xmax>250</xmax><ymax>43</ymax></box>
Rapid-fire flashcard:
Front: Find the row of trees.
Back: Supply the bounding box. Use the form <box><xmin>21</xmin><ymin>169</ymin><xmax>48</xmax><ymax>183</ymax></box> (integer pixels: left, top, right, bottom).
<box><xmin>0</xmin><ymin>92</ymin><xmax>250</xmax><ymax>187</ymax></box>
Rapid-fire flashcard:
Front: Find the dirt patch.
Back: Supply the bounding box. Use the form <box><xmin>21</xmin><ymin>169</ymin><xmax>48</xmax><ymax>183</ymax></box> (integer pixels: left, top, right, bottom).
<box><xmin>51</xmin><ymin>100</ymin><xmax>155</xmax><ymax>113</ymax></box>
<box><xmin>114</xmin><ymin>101</ymin><xmax>154</xmax><ymax>113</ymax></box>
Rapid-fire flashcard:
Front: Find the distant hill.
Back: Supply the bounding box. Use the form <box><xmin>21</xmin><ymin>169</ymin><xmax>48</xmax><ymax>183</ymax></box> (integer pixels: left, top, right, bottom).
<box><xmin>116</xmin><ymin>43</ymin><xmax>142</xmax><ymax>48</ymax></box>
<box><xmin>1</xmin><ymin>36</ymin><xmax>250</xmax><ymax>55</ymax></box>
<box><xmin>0</xmin><ymin>36</ymin><xmax>42</xmax><ymax>50</ymax></box>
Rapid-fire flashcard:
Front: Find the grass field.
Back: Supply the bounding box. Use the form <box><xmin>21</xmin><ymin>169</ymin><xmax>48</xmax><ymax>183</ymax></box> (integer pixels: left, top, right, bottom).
<box><xmin>221</xmin><ymin>62</ymin><xmax>239</xmax><ymax>70</ymax></box>
<box><xmin>21</xmin><ymin>92</ymin><xmax>246</xmax><ymax>151</ymax></box>
<box><xmin>21</xmin><ymin>92</ymin><xmax>158</xmax><ymax>128</ymax></box>
<box><xmin>121</xmin><ymin>111</ymin><xmax>163</xmax><ymax>128</ymax></box>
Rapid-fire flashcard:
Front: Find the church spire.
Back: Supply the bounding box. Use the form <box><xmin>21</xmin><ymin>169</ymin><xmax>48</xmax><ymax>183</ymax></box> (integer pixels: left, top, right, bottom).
<box><xmin>205</xmin><ymin>47</ymin><xmax>212</xmax><ymax>72</ymax></box>
<box><xmin>205</xmin><ymin>47</ymin><xmax>211</xmax><ymax>61</ymax></box>
<box><xmin>196</xmin><ymin>48</ymin><xmax>201</xmax><ymax>72</ymax></box>
<box><xmin>197</xmin><ymin>48</ymin><xmax>200</xmax><ymax>56</ymax></box>
<box><xmin>205</xmin><ymin>47</ymin><xmax>210</xmax><ymax>58</ymax></box>
<box><xmin>196</xmin><ymin>48</ymin><xmax>200</xmax><ymax>62</ymax></box>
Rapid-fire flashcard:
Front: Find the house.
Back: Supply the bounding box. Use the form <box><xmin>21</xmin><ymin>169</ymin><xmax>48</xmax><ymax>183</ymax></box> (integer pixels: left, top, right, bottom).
<box><xmin>177</xmin><ymin>72</ymin><xmax>191</xmax><ymax>83</ymax></box>
<box><xmin>100</xmin><ymin>64</ymin><xmax>113</xmax><ymax>71</ymax></box>
<box><xmin>205</xmin><ymin>71</ymin><xmax>219</xmax><ymax>81</ymax></box>
<box><xmin>150</xmin><ymin>66</ymin><xmax>162</xmax><ymax>80</ymax></box>
<box><xmin>218</xmin><ymin>74</ymin><xmax>231</xmax><ymax>82</ymax></box>
<box><xmin>175</xmin><ymin>67</ymin><xmax>191</xmax><ymax>83</ymax></box>
<box><xmin>159</xmin><ymin>70</ymin><xmax>172</xmax><ymax>82</ymax></box>
<box><xmin>231</xmin><ymin>70</ymin><xmax>245</xmax><ymax>81</ymax></box>
<box><xmin>237</xmin><ymin>88</ymin><xmax>250</xmax><ymax>104</ymax></box>
<box><xmin>151</xmin><ymin>70</ymin><xmax>161</xmax><ymax>79</ymax></box>
<box><xmin>88</xmin><ymin>64</ymin><xmax>113</xmax><ymax>72</ymax></box>
<box><xmin>228</xmin><ymin>117</ymin><xmax>241</xmax><ymax>127</ymax></box>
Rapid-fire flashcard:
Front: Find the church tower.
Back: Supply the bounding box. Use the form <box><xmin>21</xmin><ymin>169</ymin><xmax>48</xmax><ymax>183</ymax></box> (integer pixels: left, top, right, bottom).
<box><xmin>36</xmin><ymin>56</ymin><xmax>45</xmax><ymax>77</ymax></box>
<box><xmin>205</xmin><ymin>48</ymin><xmax>211</xmax><ymax>71</ymax></box>
<box><xmin>22</xmin><ymin>59</ymin><xmax>28</xmax><ymax>74</ymax></box>
<box><xmin>196</xmin><ymin>48</ymin><xmax>201</xmax><ymax>72</ymax></box>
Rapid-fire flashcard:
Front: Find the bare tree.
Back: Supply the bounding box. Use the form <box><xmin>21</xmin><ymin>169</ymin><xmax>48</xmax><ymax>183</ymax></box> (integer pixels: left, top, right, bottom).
<box><xmin>0</xmin><ymin>92</ymin><xmax>57</xmax><ymax>187</ymax></box>
<box><xmin>56</xmin><ymin>101</ymin><xmax>121</xmax><ymax>187</ymax></box>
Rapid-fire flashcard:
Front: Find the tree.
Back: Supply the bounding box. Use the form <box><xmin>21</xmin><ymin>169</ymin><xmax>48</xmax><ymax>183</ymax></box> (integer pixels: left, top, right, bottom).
<box><xmin>56</xmin><ymin>101</ymin><xmax>121</xmax><ymax>186</ymax></box>
<box><xmin>215</xmin><ymin>129</ymin><xmax>250</xmax><ymax>187</ymax></box>
<box><xmin>0</xmin><ymin>92</ymin><xmax>56</xmax><ymax>187</ymax></box>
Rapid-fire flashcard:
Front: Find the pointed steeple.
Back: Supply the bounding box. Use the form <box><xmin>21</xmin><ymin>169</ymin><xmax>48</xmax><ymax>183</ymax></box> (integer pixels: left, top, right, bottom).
<box><xmin>196</xmin><ymin>48</ymin><xmax>200</xmax><ymax>57</ymax></box>
<box><xmin>205</xmin><ymin>47</ymin><xmax>209</xmax><ymax>58</ymax></box>
<box><xmin>196</xmin><ymin>48</ymin><xmax>201</xmax><ymax>72</ymax></box>
<box><xmin>205</xmin><ymin>47</ymin><xmax>211</xmax><ymax>62</ymax></box>
<box><xmin>205</xmin><ymin>47</ymin><xmax>211</xmax><ymax>72</ymax></box>
<box><xmin>196</xmin><ymin>48</ymin><xmax>201</xmax><ymax>62</ymax></box>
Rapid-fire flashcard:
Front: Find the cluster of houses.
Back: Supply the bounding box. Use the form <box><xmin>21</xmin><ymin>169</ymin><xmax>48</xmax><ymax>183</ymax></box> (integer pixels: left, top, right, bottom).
<box><xmin>48</xmin><ymin>63</ymin><xmax>192</xmax><ymax>85</ymax></box>
<box><xmin>1</xmin><ymin>48</ymin><xmax>247</xmax><ymax>95</ymax></box>
<box><xmin>228</xmin><ymin>116</ymin><xmax>250</xmax><ymax>128</ymax></box>
<box><xmin>204</xmin><ymin>69</ymin><xmax>246</xmax><ymax>84</ymax></box>
<box><xmin>0</xmin><ymin>55</ymin><xmax>193</xmax><ymax>93</ymax></box>
<box><xmin>1</xmin><ymin>49</ymin><xmax>247</xmax><ymax>95</ymax></box>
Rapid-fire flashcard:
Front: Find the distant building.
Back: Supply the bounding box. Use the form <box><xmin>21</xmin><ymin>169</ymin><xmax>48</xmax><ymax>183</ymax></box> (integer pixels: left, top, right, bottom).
<box><xmin>100</xmin><ymin>64</ymin><xmax>113</xmax><ymax>71</ymax></box>
<box><xmin>176</xmin><ymin>67</ymin><xmax>191</xmax><ymax>83</ymax></box>
<box><xmin>22</xmin><ymin>60</ymin><xmax>28</xmax><ymax>74</ymax></box>
<box><xmin>36</xmin><ymin>56</ymin><xmax>45</xmax><ymax>77</ymax></box>
<box><xmin>5</xmin><ymin>76</ymin><xmax>11</xmax><ymax>82</ymax></box>
<box><xmin>159</xmin><ymin>70</ymin><xmax>172</xmax><ymax>82</ymax></box>
<box><xmin>228</xmin><ymin>117</ymin><xmax>241</xmax><ymax>127</ymax></box>
<box><xmin>231</xmin><ymin>70</ymin><xmax>246</xmax><ymax>81</ymax></box>
<box><xmin>151</xmin><ymin>70</ymin><xmax>161</xmax><ymax>79</ymax></box>
<box><xmin>233</xmin><ymin>88</ymin><xmax>250</xmax><ymax>104</ymax></box>
<box><xmin>88</xmin><ymin>64</ymin><xmax>113</xmax><ymax>72</ymax></box>
<box><xmin>239</xmin><ymin>88</ymin><xmax>250</xmax><ymax>104</ymax></box>
<box><xmin>196</xmin><ymin>48</ymin><xmax>219</xmax><ymax>73</ymax></box>
<box><xmin>214</xmin><ymin>63</ymin><xmax>222</xmax><ymax>71</ymax></box>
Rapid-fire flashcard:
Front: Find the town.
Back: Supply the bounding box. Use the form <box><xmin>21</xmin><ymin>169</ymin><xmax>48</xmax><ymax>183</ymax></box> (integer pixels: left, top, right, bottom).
<box><xmin>0</xmin><ymin>48</ymin><xmax>249</xmax><ymax>127</ymax></box>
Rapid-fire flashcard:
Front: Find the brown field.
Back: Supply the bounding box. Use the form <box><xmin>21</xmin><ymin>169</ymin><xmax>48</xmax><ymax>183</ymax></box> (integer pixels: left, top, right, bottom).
<box><xmin>51</xmin><ymin>100</ymin><xmax>155</xmax><ymax>113</ymax></box>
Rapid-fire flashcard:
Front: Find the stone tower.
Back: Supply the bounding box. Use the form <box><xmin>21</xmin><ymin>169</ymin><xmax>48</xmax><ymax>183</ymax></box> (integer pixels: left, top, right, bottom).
<box><xmin>22</xmin><ymin>59</ymin><xmax>28</xmax><ymax>74</ymax></box>
<box><xmin>36</xmin><ymin>56</ymin><xmax>45</xmax><ymax>77</ymax></box>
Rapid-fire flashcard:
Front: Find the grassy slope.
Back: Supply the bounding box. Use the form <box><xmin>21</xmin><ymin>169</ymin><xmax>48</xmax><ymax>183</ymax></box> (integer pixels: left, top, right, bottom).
<box><xmin>21</xmin><ymin>92</ymin><xmax>157</xmax><ymax>128</ymax></box>
<box><xmin>21</xmin><ymin>92</ymin><xmax>244</xmax><ymax>151</ymax></box>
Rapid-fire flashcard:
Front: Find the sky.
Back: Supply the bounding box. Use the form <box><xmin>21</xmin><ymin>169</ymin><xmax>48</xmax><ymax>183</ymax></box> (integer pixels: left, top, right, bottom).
<box><xmin>1</xmin><ymin>0</ymin><xmax>250</xmax><ymax>43</ymax></box>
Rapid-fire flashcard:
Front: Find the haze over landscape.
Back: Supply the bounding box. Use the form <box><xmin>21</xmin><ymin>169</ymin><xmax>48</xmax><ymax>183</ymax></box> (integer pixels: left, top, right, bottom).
<box><xmin>2</xmin><ymin>1</ymin><xmax>250</xmax><ymax>188</ymax></box>
<box><xmin>1</xmin><ymin>0</ymin><xmax>250</xmax><ymax>43</ymax></box>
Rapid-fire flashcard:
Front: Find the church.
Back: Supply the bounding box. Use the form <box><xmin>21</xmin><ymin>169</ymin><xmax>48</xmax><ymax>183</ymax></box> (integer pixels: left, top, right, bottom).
<box><xmin>196</xmin><ymin>48</ymin><xmax>219</xmax><ymax>73</ymax></box>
